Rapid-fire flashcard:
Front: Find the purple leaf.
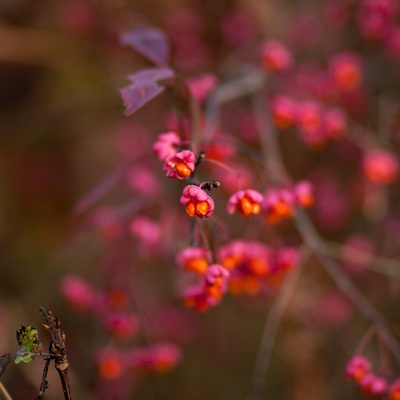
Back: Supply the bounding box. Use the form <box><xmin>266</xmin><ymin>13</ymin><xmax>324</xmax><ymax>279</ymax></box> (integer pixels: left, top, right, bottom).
<box><xmin>120</xmin><ymin>27</ymin><xmax>170</xmax><ymax>67</ymax></box>
<box><xmin>119</xmin><ymin>67</ymin><xmax>174</xmax><ymax>116</ymax></box>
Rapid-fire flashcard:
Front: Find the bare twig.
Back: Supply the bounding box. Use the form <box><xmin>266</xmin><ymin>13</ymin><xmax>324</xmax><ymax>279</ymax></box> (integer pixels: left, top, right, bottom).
<box><xmin>0</xmin><ymin>382</ymin><xmax>13</xmax><ymax>400</ymax></box>
<box><xmin>37</xmin><ymin>357</ymin><xmax>51</xmax><ymax>400</ymax></box>
<box><xmin>39</xmin><ymin>307</ymin><xmax>72</xmax><ymax>400</ymax></box>
<box><xmin>248</xmin><ymin>248</ymin><xmax>309</xmax><ymax>400</ymax></box>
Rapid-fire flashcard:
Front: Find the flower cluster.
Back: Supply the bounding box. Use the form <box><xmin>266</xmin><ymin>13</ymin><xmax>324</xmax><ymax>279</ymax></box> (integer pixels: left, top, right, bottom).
<box><xmin>97</xmin><ymin>343</ymin><xmax>181</xmax><ymax>380</ymax></box>
<box><xmin>60</xmin><ymin>275</ymin><xmax>139</xmax><ymax>341</ymax></box>
<box><xmin>270</xmin><ymin>96</ymin><xmax>348</xmax><ymax>146</ymax></box>
<box><xmin>344</xmin><ymin>355</ymin><xmax>400</xmax><ymax>398</ymax></box>
<box><xmin>218</xmin><ymin>240</ymin><xmax>299</xmax><ymax>294</ymax></box>
<box><xmin>183</xmin><ymin>264</ymin><xmax>230</xmax><ymax>312</ymax></box>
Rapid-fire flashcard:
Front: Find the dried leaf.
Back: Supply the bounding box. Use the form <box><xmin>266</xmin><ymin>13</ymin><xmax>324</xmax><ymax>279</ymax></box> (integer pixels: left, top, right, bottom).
<box><xmin>120</xmin><ymin>27</ymin><xmax>170</xmax><ymax>67</ymax></box>
<box><xmin>119</xmin><ymin>67</ymin><xmax>174</xmax><ymax>116</ymax></box>
<box><xmin>0</xmin><ymin>354</ymin><xmax>10</xmax><ymax>377</ymax></box>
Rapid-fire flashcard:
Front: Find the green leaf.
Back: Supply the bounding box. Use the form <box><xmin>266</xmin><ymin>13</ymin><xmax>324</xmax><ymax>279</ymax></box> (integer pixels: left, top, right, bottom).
<box><xmin>16</xmin><ymin>326</ymin><xmax>42</xmax><ymax>354</ymax></box>
<box><xmin>15</xmin><ymin>326</ymin><xmax>42</xmax><ymax>364</ymax></box>
<box><xmin>15</xmin><ymin>347</ymin><xmax>35</xmax><ymax>364</ymax></box>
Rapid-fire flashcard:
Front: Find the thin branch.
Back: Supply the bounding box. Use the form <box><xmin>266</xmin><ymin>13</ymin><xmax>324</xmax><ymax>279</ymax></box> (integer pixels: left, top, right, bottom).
<box><xmin>252</xmin><ymin>91</ymin><xmax>400</xmax><ymax>365</ymax></box>
<box><xmin>37</xmin><ymin>358</ymin><xmax>51</xmax><ymax>400</ymax></box>
<box><xmin>248</xmin><ymin>248</ymin><xmax>309</xmax><ymax>400</ymax></box>
<box><xmin>325</xmin><ymin>241</ymin><xmax>400</xmax><ymax>278</ymax></box>
<box><xmin>0</xmin><ymin>382</ymin><xmax>13</xmax><ymax>400</ymax></box>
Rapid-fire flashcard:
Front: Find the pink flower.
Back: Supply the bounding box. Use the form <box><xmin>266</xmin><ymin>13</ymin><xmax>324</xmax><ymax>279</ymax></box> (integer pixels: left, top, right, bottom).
<box><xmin>357</xmin><ymin>0</ymin><xmax>396</xmax><ymax>40</ymax></box>
<box><xmin>60</xmin><ymin>275</ymin><xmax>97</xmax><ymax>311</ymax></box>
<box><xmin>153</xmin><ymin>131</ymin><xmax>181</xmax><ymax>161</ymax></box>
<box><xmin>362</xmin><ymin>150</ymin><xmax>399</xmax><ymax>184</ymax></box>
<box><xmin>345</xmin><ymin>355</ymin><xmax>372</xmax><ymax>381</ymax></box>
<box><xmin>270</xmin><ymin>96</ymin><xmax>297</xmax><ymax>129</ymax></box>
<box><xmin>323</xmin><ymin>107</ymin><xmax>348</xmax><ymax>139</ymax></box>
<box><xmin>296</xmin><ymin>100</ymin><xmax>325</xmax><ymax>147</ymax></box>
<box><xmin>129</xmin><ymin>216</ymin><xmax>161</xmax><ymax>246</ymax></box>
<box><xmin>261</xmin><ymin>40</ymin><xmax>293</xmax><ymax>72</ymax></box>
<box><xmin>125</xmin><ymin>166</ymin><xmax>160</xmax><ymax>197</ymax></box>
<box><xmin>389</xmin><ymin>378</ymin><xmax>400</xmax><ymax>400</ymax></box>
<box><xmin>226</xmin><ymin>189</ymin><xmax>263</xmax><ymax>216</ymax></box>
<box><xmin>97</xmin><ymin>347</ymin><xmax>123</xmax><ymax>380</ymax></box>
<box><xmin>293</xmin><ymin>181</ymin><xmax>314</xmax><ymax>208</ymax></box>
<box><xmin>329</xmin><ymin>52</ymin><xmax>363</xmax><ymax>92</ymax></box>
<box><xmin>263</xmin><ymin>188</ymin><xmax>296</xmax><ymax>223</ymax></box>
<box><xmin>163</xmin><ymin>150</ymin><xmax>195</xmax><ymax>179</ymax></box>
<box><xmin>180</xmin><ymin>185</ymin><xmax>215</xmax><ymax>218</ymax></box>
<box><xmin>204</xmin><ymin>264</ymin><xmax>230</xmax><ymax>300</ymax></box>
<box><xmin>384</xmin><ymin>26</ymin><xmax>400</xmax><ymax>62</ymax></box>
<box><xmin>183</xmin><ymin>284</ymin><xmax>213</xmax><ymax>312</ymax></box>
<box><xmin>359</xmin><ymin>373</ymin><xmax>388</xmax><ymax>397</ymax></box>
<box><xmin>103</xmin><ymin>312</ymin><xmax>139</xmax><ymax>341</ymax></box>
<box><xmin>187</xmin><ymin>74</ymin><xmax>218</xmax><ymax>103</ymax></box>
<box><xmin>176</xmin><ymin>247</ymin><xmax>211</xmax><ymax>275</ymax></box>
<box><xmin>127</xmin><ymin>343</ymin><xmax>181</xmax><ymax>373</ymax></box>
<box><xmin>204</xmin><ymin>264</ymin><xmax>230</xmax><ymax>286</ymax></box>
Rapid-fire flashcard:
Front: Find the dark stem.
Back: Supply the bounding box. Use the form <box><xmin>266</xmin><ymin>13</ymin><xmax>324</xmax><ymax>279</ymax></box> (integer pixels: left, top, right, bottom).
<box><xmin>39</xmin><ymin>307</ymin><xmax>72</xmax><ymax>400</ymax></box>
<box><xmin>37</xmin><ymin>357</ymin><xmax>51</xmax><ymax>400</ymax></box>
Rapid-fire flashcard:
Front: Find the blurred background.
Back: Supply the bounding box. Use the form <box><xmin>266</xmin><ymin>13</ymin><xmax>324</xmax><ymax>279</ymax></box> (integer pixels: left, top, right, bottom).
<box><xmin>1</xmin><ymin>0</ymin><xmax>400</xmax><ymax>399</ymax></box>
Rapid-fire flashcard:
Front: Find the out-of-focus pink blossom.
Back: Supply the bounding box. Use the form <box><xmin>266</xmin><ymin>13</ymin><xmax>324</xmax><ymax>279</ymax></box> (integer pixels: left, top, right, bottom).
<box><xmin>60</xmin><ymin>275</ymin><xmax>97</xmax><ymax>311</ymax></box>
<box><xmin>163</xmin><ymin>150</ymin><xmax>195</xmax><ymax>179</ymax></box>
<box><xmin>345</xmin><ymin>355</ymin><xmax>372</xmax><ymax>381</ymax></box>
<box><xmin>153</xmin><ymin>131</ymin><xmax>181</xmax><ymax>161</ymax></box>
<box><xmin>187</xmin><ymin>74</ymin><xmax>218</xmax><ymax>103</ymax></box>
<box><xmin>270</xmin><ymin>96</ymin><xmax>297</xmax><ymax>129</ymax></box>
<box><xmin>226</xmin><ymin>189</ymin><xmax>263</xmax><ymax>216</ymax></box>
<box><xmin>183</xmin><ymin>284</ymin><xmax>213</xmax><ymax>312</ymax></box>
<box><xmin>261</xmin><ymin>40</ymin><xmax>293</xmax><ymax>73</ymax></box>
<box><xmin>127</xmin><ymin>343</ymin><xmax>181</xmax><ymax>373</ymax></box>
<box><xmin>357</xmin><ymin>0</ymin><xmax>397</xmax><ymax>40</ymax></box>
<box><xmin>362</xmin><ymin>150</ymin><xmax>399</xmax><ymax>184</ymax></box>
<box><xmin>180</xmin><ymin>185</ymin><xmax>215</xmax><ymax>218</ymax></box>
<box><xmin>312</xmin><ymin>174</ymin><xmax>351</xmax><ymax>231</ymax></box>
<box><xmin>313</xmin><ymin>292</ymin><xmax>353</xmax><ymax>326</ymax></box>
<box><xmin>90</xmin><ymin>206</ymin><xmax>122</xmax><ymax>241</ymax></box>
<box><xmin>129</xmin><ymin>216</ymin><xmax>161</xmax><ymax>247</ymax></box>
<box><xmin>384</xmin><ymin>26</ymin><xmax>400</xmax><ymax>61</ymax></box>
<box><xmin>176</xmin><ymin>247</ymin><xmax>210</xmax><ymax>275</ymax></box>
<box><xmin>263</xmin><ymin>188</ymin><xmax>296</xmax><ymax>224</ymax></box>
<box><xmin>389</xmin><ymin>378</ymin><xmax>400</xmax><ymax>400</ymax></box>
<box><xmin>359</xmin><ymin>373</ymin><xmax>389</xmax><ymax>397</ymax></box>
<box><xmin>125</xmin><ymin>166</ymin><xmax>160</xmax><ymax>197</ymax></box>
<box><xmin>103</xmin><ymin>312</ymin><xmax>139</xmax><ymax>341</ymax></box>
<box><xmin>293</xmin><ymin>181</ymin><xmax>314</xmax><ymax>208</ymax></box>
<box><xmin>296</xmin><ymin>101</ymin><xmax>326</xmax><ymax>147</ymax></box>
<box><xmin>323</xmin><ymin>107</ymin><xmax>348</xmax><ymax>139</ymax></box>
<box><xmin>329</xmin><ymin>52</ymin><xmax>363</xmax><ymax>92</ymax></box>
<box><xmin>97</xmin><ymin>347</ymin><xmax>123</xmax><ymax>380</ymax></box>
<box><xmin>220</xmin><ymin>10</ymin><xmax>256</xmax><ymax>46</ymax></box>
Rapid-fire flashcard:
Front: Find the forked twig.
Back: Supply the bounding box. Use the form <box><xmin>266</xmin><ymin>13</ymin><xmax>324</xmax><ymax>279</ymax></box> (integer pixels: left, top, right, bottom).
<box><xmin>39</xmin><ymin>307</ymin><xmax>72</xmax><ymax>400</ymax></box>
